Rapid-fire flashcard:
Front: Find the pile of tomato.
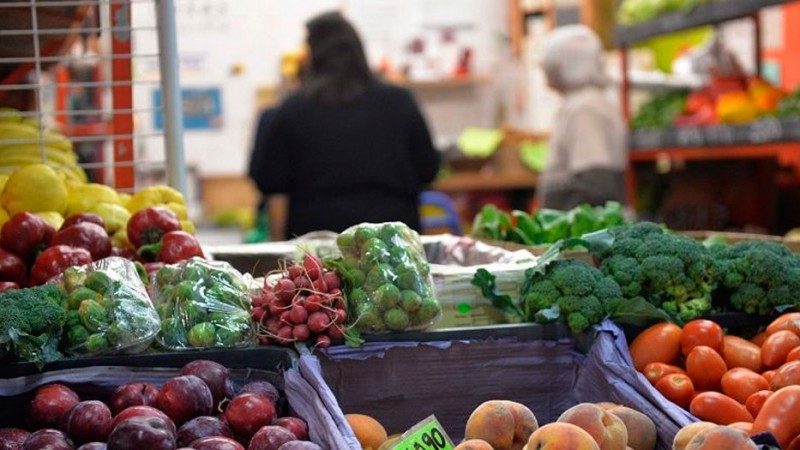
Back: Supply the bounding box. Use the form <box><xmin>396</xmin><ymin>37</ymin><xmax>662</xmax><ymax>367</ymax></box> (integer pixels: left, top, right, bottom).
<box><xmin>629</xmin><ymin>313</ymin><xmax>800</xmax><ymax>448</ymax></box>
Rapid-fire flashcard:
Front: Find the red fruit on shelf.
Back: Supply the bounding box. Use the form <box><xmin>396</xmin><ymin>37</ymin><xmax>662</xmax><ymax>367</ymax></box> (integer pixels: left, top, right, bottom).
<box><xmin>28</xmin><ymin>384</ymin><xmax>80</xmax><ymax>430</ymax></box>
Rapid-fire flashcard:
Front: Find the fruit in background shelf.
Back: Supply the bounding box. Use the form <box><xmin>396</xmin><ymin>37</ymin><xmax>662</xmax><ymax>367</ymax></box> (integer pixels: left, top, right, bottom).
<box><xmin>127</xmin><ymin>185</ymin><xmax>185</xmax><ymax>213</ymax></box>
<box><xmin>1</xmin><ymin>164</ymin><xmax>68</xmax><ymax>216</ymax></box>
<box><xmin>684</xmin><ymin>425</ymin><xmax>757</xmax><ymax>450</ymax></box>
<box><xmin>557</xmin><ymin>403</ymin><xmax>628</xmax><ymax>450</ymax></box>
<box><xmin>747</xmin><ymin>77</ymin><xmax>784</xmax><ymax>113</ymax></box>
<box><xmin>35</xmin><ymin>212</ymin><xmax>64</xmax><ymax>231</ymax></box>
<box><xmin>717</xmin><ymin>91</ymin><xmax>760</xmax><ymax>124</ymax></box>
<box><xmin>87</xmin><ymin>203</ymin><xmax>130</xmax><ymax>234</ymax></box>
<box><xmin>127</xmin><ymin>207</ymin><xmax>182</xmax><ymax>248</ymax></box>
<box><xmin>65</xmin><ymin>183</ymin><xmax>120</xmax><ymax>217</ymax></box>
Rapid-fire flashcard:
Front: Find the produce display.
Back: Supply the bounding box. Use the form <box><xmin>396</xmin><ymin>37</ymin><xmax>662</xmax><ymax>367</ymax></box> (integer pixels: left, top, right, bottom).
<box><xmin>250</xmin><ymin>255</ymin><xmax>347</xmax><ymax>349</ymax></box>
<box><xmin>55</xmin><ymin>258</ymin><xmax>160</xmax><ymax>356</ymax></box>
<box><xmin>631</xmin><ymin>314</ymin><xmax>800</xmax><ymax>448</ymax></box>
<box><xmin>0</xmin><ymin>359</ymin><xmax>320</xmax><ymax>450</ymax></box>
<box><xmin>348</xmin><ymin>401</ymin><xmax>658</xmax><ymax>450</ymax></box>
<box><xmin>0</xmin><ymin>284</ymin><xmax>66</xmax><ymax>367</ymax></box>
<box><xmin>333</xmin><ymin>222</ymin><xmax>441</xmax><ymax>333</ymax></box>
<box><xmin>153</xmin><ymin>258</ymin><xmax>255</xmax><ymax>350</ymax></box>
<box><xmin>632</xmin><ymin>77</ymin><xmax>785</xmax><ymax>129</ymax></box>
<box><xmin>779</xmin><ymin>87</ymin><xmax>800</xmax><ymax>118</ymax></box>
<box><xmin>471</xmin><ymin>201</ymin><xmax>624</xmax><ymax>246</ymax></box>
<box><xmin>617</xmin><ymin>0</ymin><xmax>708</xmax><ymax>26</ymax></box>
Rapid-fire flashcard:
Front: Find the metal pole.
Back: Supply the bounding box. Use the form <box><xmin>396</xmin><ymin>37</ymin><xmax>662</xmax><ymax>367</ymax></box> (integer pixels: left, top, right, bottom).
<box><xmin>155</xmin><ymin>0</ymin><xmax>187</xmax><ymax>196</ymax></box>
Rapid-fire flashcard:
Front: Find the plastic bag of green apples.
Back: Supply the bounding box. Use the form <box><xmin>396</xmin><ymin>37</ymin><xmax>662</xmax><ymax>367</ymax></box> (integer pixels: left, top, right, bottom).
<box><xmin>335</xmin><ymin>222</ymin><xmax>441</xmax><ymax>333</ymax></box>
<box><xmin>55</xmin><ymin>257</ymin><xmax>161</xmax><ymax>356</ymax></box>
<box><xmin>152</xmin><ymin>257</ymin><xmax>257</xmax><ymax>350</ymax></box>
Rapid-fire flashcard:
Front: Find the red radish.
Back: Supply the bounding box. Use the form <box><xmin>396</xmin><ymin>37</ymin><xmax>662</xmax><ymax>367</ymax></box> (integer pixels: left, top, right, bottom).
<box><xmin>329</xmin><ymin>288</ymin><xmax>342</xmax><ymax>298</ymax></box>
<box><xmin>293</xmin><ymin>276</ymin><xmax>312</xmax><ymax>290</ymax></box>
<box><xmin>332</xmin><ymin>309</ymin><xmax>346</xmax><ymax>324</ymax></box>
<box><xmin>279</xmin><ymin>310</ymin><xmax>292</xmax><ymax>325</ymax></box>
<box><xmin>251</xmin><ymin>295</ymin><xmax>267</xmax><ymax>309</ymax></box>
<box><xmin>312</xmin><ymin>279</ymin><xmax>328</xmax><ymax>294</ymax></box>
<box><xmin>265</xmin><ymin>317</ymin><xmax>282</xmax><ymax>335</ymax></box>
<box><xmin>268</xmin><ymin>302</ymin><xmax>286</xmax><ymax>318</ymax></box>
<box><xmin>327</xmin><ymin>324</ymin><xmax>345</xmax><ymax>340</ymax></box>
<box><xmin>292</xmin><ymin>325</ymin><xmax>310</xmax><ymax>342</ymax></box>
<box><xmin>303</xmin><ymin>255</ymin><xmax>322</xmax><ymax>280</ymax></box>
<box><xmin>258</xmin><ymin>336</ymin><xmax>273</xmax><ymax>346</ymax></box>
<box><xmin>305</xmin><ymin>294</ymin><xmax>322</xmax><ymax>313</ymax></box>
<box><xmin>322</xmin><ymin>272</ymin><xmax>341</xmax><ymax>291</ymax></box>
<box><xmin>289</xmin><ymin>305</ymin><xmax>308</xmax><ymax>325</ymax></box>
<box><xmin>288</xmin><ymin>265</ymin><xmax>303</xmax><ymax>280</ymax></box>
<box><xmin>333</xmin><ymin>297</ymin><xmax>346</xmax><ymax>310</ymax></box>
<box><xmin>274</xmin><ymin>279</ymin><xmax>296</xmax><ymax>303</ymax></box>
<box><xmin>251</xmin><ymin>307</ymin><xmax>266</xmax><ymax>322</ymax></box>
<box><xmin>316</xmin><ymin>335</ymin><xmax>331</xmax><ymax>348</ymax></box>
<box><xmin>277</xmin><ymin>326</ymin><xmax>293</xmax><ymax>344</ymax></box>
<box><xmin>307</xmin><ymin>312</ymin><xmax>329</xmax><ymax>334</ymax></box>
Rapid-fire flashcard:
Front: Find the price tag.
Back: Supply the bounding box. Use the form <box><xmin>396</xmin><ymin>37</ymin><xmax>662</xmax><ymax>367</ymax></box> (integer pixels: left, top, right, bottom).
<box><xmin>390</xmin><ymin>416</ymin><xmax>454</xmax><ymax>450</ymax></box>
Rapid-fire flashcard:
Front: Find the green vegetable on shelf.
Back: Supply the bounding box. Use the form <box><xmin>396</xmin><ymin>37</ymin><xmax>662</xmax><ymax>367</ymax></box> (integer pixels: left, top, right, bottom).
<box><xmin>0</xmin><ymin>284</ymin><xmax>67</xmax><ymax>368</ymax></box>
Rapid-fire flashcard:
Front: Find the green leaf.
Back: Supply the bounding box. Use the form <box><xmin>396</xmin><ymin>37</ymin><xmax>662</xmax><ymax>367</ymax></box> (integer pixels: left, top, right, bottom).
<box><xmin>511</xmin><ymin>210</ymin><xmax>543</xmax><ymax>245</ymax></box>
<box><xmin>606</xmin><ymin>297</ymin><xmax>671</xmax><ymax>326</ymax></box>
<box><xmin>470</xmin><ymin>269</ymin><xmax>524</xmax><ymax>317</ymax></box>
<box><xmin>344</xmin><ymin>328</ymin><xmax>365</xmax><ymax>347</ymax></box>
<box><xmin>601</xmin><ymin>201</ymin><xmax>624</xmax><ymax>228</ymax></box>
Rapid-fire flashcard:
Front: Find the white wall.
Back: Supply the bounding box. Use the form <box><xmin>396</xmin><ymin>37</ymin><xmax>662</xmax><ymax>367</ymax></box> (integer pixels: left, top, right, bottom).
<box><xmin>131</xmin><ymin>0</ymin><xmax>510</xmax><ymax>177</ymax></box>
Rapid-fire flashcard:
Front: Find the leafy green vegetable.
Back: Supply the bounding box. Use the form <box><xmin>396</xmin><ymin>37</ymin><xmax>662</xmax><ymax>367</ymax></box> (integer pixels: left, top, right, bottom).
<box><xmin>630</xmin><ymin>90</ymin><xmax>688</xmax><ymax>130</ymax></box>
<box><xmin>0</xmin><ymin>285</ymin><xmax>67</xmax><ymax>368</ymax></box>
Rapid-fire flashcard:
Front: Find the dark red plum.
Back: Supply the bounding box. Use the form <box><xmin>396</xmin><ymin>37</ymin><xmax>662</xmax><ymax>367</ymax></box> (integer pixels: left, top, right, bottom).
<box><xmin>176</xmin><ymin>416</ymin><xmax>233</xmax><ymax>447</ymax></box>
<box><xmin>106</xmin><ymin>416</ymin><xmax>176</xmax><ymax>450</ymax></box>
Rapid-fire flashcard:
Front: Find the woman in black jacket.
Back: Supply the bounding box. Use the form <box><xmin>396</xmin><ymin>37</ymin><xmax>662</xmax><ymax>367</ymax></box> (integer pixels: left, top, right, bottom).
<box><xmin>249</xmin><ymin>11</ymin><xmax>440</xmax><ymax>240</ymax></box>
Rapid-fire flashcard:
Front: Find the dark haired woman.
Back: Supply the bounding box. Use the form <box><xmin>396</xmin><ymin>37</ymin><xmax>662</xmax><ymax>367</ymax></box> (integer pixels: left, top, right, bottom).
<box><xmin>249</xmin><ymin>11</ymin><xmax>440</xmax><ymax>240</ymax></box>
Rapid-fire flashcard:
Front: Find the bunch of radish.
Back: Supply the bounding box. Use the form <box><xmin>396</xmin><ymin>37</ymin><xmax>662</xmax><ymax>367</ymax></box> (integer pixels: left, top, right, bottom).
<box><xmin>251</xmin><ymin>255</ymin><xmax>346</xmax><ymax>349</ymax></box>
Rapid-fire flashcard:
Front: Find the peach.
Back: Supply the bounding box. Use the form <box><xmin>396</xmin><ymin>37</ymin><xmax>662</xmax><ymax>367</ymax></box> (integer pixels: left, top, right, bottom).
<box><xmin>672</xmin><ymin>422</ymin><xmax>716</xmax><ymax>450</ymax></box>
<box><xmin>597</xmin><ymin>402</ymin><xmax>619</xmax><ymax>410</ymax></box>
<box><xmin>464</xmin><ymin>400</ymin><xmax>538</xmax><ymax>450</ymax></box>
<box><xmin>685</xmin><ymin>425</ymin><xmax>757</xmax><ymax>450</ymax></box>
<box><xmin>526</xmin><ymin>423</ymin><xmax>600</xmax><ymax>450</ymax></box>
<box><xmin>607</xmin><ymin>406</ymin><xmax>656</xmax><ymax>450</ymax></box>
<box><xmin>558</xmin><ymin>403</ymin><xmax>628</xmax><ymax>450</ymax></box>
<box><xmin>454</xmin><ymin>439</ymin><xmax>494</xmax><ymax>450</ymax></box>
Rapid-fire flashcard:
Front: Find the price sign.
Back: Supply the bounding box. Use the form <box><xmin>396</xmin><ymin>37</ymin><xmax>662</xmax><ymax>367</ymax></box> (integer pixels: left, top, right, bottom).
<box><xmin>390</xmin><ymin>416</ymin><xmax>454</xmax><ymax>450</ymax></box>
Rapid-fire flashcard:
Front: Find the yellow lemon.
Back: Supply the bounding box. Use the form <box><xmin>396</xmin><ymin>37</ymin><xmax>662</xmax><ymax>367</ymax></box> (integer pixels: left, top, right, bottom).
<box><xmin>88</xmin><ymin>202</ymin><xmax>130</xmax><ymax>233</ymax></box>
<box><xmin>1</xmin><ymin>164</ymin><xmax>68</xmax><ymax>215</ymax></box>
<box><xmin>118</xmin><ymin>192</ymin><xmax>132</xmax><ymax>209</ymax></box>
<box><xmin>66</xmin><ymin>183</ymin><xmax>120</xmax><ymax>216</ymax></box>
<box><xmin>36</xmin><ymin>211</ymin><xmax>65</xmax><ymax>230</ymax></box>
<box><xmin>127</xmin><ymin>185</ymin><xmax>185</xmax><ymax>213</ymax></box>
<box><xmin>0</xmin><ymin>208</ymin><xmax>8</xmax><ymax>239</ymax></box>
<box><xmin>0</xmin><ymin>174</ymin><xmax>9</xmax><ymax>194</ymax></box>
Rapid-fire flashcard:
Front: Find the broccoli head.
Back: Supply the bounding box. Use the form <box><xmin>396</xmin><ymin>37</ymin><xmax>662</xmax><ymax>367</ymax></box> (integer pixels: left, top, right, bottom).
<box><xmin>712</xmin><ymin>241</ymin><xmax>800</xmax><ymax>315</ymax></box>
<box><xmin>0</xmin><ymin>285</ymin><xmax>67</xmax><ymax>366</ymax></box>
<box><xmin>593</xmin><ymin>222</ymin><xmax>714</xmax><ymax>322</ymax></box>
<box><xmin>522</xmin><ymin>259</ymin><xmax>623</xmax><ymax>333</ymax></box>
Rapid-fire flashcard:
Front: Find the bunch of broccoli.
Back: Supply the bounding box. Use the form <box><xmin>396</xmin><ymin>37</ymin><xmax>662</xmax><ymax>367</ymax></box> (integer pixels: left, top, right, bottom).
<box><xmin>522</xmin><ymin>259</ymin><xmax>624</xmax><ymax>333</ymax></box>
<box><xmin>0</xmin><ymin>284</ymin><xmax>67</xmax><ymax>367</ymax></box>
<box><xmin>711</xmin><ymin>241</ymin><xmax>800</xmax><ymax>315</ymax></box>
<box><xmin>591</xmin><ymin>222</ymin><xmax>716</xmax><ymax>323</ymax></box>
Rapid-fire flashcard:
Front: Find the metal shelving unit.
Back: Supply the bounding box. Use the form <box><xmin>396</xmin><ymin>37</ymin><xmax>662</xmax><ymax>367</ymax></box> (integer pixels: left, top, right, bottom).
<box><xmin>0</xmin><ymin>0</ymin><xmax>186</xmax><ymax>194</ymax></box>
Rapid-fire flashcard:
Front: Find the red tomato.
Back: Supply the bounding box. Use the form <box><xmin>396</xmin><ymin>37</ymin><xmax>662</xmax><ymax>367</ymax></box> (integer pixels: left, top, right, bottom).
<box><xmin>723</xmin><ymin>335</ymin><xmax>763</xmax><ymax>373</ymax></box>
<box><xmin>690</xmin><ymin>392</ymin><xmax>754</xmax><ymax>425</ymax></box>
<box><xmin>787</xmin><ymin>347</ymin><xmax>800</xmax><ymax>363</ymax></box>
<box><xmin>629</xmin><ymin>322</ymin><xmax>683</xmax><ymax>371</ymax></box>
<box><xmin>790</xmin><ymin>435</ymin><xmax>800</xmax><ymax>450</ymax></box>
<box><xmin>763</xmin><ymin>370</ymin><xmax>776</xmax><ymax>385</ymax></box>
<box><xmin>721</xmin><ymin>368</ymin><xmax>770</xmax><ymax>404</ymax></box>
<box><xmin>762</xmin><ymin>331</ymin><xmax>800</xmax><ymax>369</ymax></box>
<box><xmin>687</xmin><ymin>345</ymin><xmax>728</xmax><ymax>392</ymax></box>
<box><xmin>770</xmin><ymin>360</ymin><xmax>800</xmax><ymax>391</ymax></box>
<box><xmin>751</xmin><ymin>332</ymin><xmax>768</xmax><ymax>347</ymax></box>
<box><xmin>745</xmin><ymin>390</ymin><xmax>773</xmax><ymax>418</ymax></box>
<box><xmin>643</xmin><ymin>362</ymin><xmax>687</xmax><ymax>385</ymax></box>
<box><xmin>767</xmin><ymin>313</ymin><xmax>800</xmax><ymax>337</ymax></box>
<box><xmin>655</xmin><ymin>373</ymin><xmax>695</xmax><ymax>409</ymax></box>
<box><xmin>681</xmin><ymin>319</ymin><xmax>724</xmax><ymax>356</ymax></box>
<box><xmin>751</xmin><ymin>386</ymin><xmax>800</xmax><ymax>448</ymax></box>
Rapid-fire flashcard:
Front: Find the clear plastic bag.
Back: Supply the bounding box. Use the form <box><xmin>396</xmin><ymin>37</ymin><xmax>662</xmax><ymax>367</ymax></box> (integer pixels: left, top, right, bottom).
<box><xmin>335</xmin><ymin>222</ymin><xmax>441</xmax><ymax>333</ymax></box>
<box><xmin>152</xmin><ymin>257</ymin><xmax>256</xmax><ymax>350</ymax></box>
<box><xmin>53</xmin><ymin>257</ymin><xmax>161</xmax><ymax>356</ymax></box>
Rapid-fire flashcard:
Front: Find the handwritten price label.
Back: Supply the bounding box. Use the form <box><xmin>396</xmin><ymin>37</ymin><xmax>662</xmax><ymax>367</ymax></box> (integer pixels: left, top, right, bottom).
<box><xmin>391</xmin><ymin>416</ymin><xmax>454</xmax><ymax>450</ymax></box>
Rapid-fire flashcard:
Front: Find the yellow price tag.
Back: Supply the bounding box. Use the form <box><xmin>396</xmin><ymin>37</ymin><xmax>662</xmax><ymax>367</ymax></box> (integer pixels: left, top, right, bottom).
<box><xmin>390</xmin><ymin>415</ymin><xmax>454</xmax><ymax>450</ymax></box>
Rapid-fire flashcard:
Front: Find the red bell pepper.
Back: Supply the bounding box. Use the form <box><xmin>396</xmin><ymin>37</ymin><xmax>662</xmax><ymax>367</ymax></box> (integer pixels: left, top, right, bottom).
<box><xmin>30</xmin><ymin>245</ymin><xmax>92</xmax><ymax>286</ymax></box>
<box><xmin>0</xmin><ymin>212</ymin><xmax>56</xmax><ymax>264</ymax></box>
<box><xmin>61</xmin><ymin>213</ymin><xmax>106</xmax><ymax>231</ymax></box>
<box><xmin>139</xmin><ymin>230</ymin><xmax>204</xmax><ymax>264</ymax></box>
<box><xmin>52</xmin><ymin>222</ymin><xmax>111</xmax><ymax>261</ymax></box>
<box><xmin>0</xmin><ymin>248</ymin><xmax>27</xmax><ymax>287</ymax></box>
<box><xmin>127</xmin><ymin>207</ymin><xmax>181</xmax><ymax>248</ymax></box>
